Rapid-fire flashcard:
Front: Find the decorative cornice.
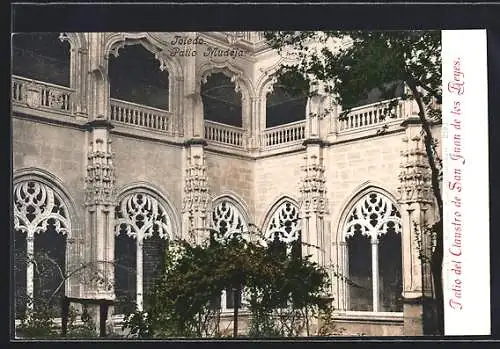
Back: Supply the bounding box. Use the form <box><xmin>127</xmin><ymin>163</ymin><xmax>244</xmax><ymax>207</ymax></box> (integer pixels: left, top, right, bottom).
<box><xmin>184</xmin><ymin>138</ymin><xmax>208</xmax><ymax>147</ymax></box>
<box><xmin>302</xmin><ymin>138</ymin><xmax>327</xmax><ymax>147</ymax></box>
<box><xmin>84</xmin><ymin>119</ymin><xmax>115</xmax><ymax>130</ymax></box>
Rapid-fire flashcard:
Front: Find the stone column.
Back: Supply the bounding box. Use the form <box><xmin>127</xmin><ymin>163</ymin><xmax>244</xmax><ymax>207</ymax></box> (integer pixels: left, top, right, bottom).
<box><xmin>398</xmin><ymin>116</ymin><xmax>435</xmax><ymax>335</ymax></box>
<box><xmin>83</xmin><ymin>33</ymin><xmax>116</xmax><ymax>301</ymax></box>
<box><xmin>299</xmin><ymin>140</ymin><xmax>328</xmax><ymax>266</ymax></box>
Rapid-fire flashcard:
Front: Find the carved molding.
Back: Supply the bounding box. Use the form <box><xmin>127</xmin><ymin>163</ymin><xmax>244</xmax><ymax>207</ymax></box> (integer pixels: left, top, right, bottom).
<box><xmin>85</xmin><ymin>138</ymin><xmax>116</xmax><ymax>206</ymax></box>
<box><xmin>397</xmin><ymin>132</ymin><xmax>433</xmax><ymax>204</ymax></box>
<box><xmin>182</xmin><ymin>154</ymin><xmax>211</xmax><ymax>214</ymax></box>
<box><xmin>299</xmin><ymin>154</ymin><xmax>328</xmax><ymax>216</ymax></box>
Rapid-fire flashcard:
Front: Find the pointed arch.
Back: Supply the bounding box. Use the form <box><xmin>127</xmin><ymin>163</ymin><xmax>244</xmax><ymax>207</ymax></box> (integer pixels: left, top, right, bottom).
<box><xmin>104</xmin><ymin>32</ymin><xmax>182</xmax><ymax>78</ymax></box>
<box><xmin>210</xmin><ymin>194</ymin><xmax>251</xmax><ymax>240</ymax></box>
<box><xmin>261</xmin><ymin>195</ymin><xmax>301</xmax><ymax>243</ymax></box>
<box><xmin>197</xmin><ymin>61</ymin><xmax>255</xmax><ymax>100</ymax></box>
<box><xmin>335</xmin><ymin>181</ymin><xmax>401</xmax><ymax>244</ymax></box>
<box><xmin>335</xmin><ymin>181</ymin><xmax>403</xmax><ymax>313</ymax></box>
<box><xmin>114</xmin><ymin>182</ymin><xmax>179</xmax><ymax>312</ymax></box>
<box><xmin>115</xmin><ymin>182</ymin><xmax>181</xmax><ymax>238</ymax></box>
<box><xmin>12</xmin><ymin>168</ymin><xmax>83</xmax><ymax>317</ymax></box>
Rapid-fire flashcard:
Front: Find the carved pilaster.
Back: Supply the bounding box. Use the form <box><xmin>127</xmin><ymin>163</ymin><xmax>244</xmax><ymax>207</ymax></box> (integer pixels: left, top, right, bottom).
<box><xmin>299</xmin><ymin>142</ymin><xmax>328</xmax><ymax>266</ymax></box>
<box><xmin>397</xmin><ymin>116</ymin><xmax>436</xmax><ymax>335</ymax></box>
<box><xmin>182</xmin><ymin>141</ymin><xmax>211</xmax><ymax>244</ymax></box>
<box><xmin>83</xmin><ymin>120</ymin><xmax>116</xmax><ymax>299</ymax></box>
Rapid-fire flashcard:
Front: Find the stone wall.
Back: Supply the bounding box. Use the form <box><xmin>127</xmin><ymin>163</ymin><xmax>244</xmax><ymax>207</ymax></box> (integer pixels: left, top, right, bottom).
<box><xmin>112</xmin><ymin>134</ymin><xmax>184</xmax><ymax>221</ymax></box>
<box><xmin>205</xmin><ymin>151</ymin><xmax>254</xmax><ymax>219</ymax></box>
<box><xmin>254</xmin><ymin>151</ymin><xmax>305</xmax><ymax>229</ymax></box>
<box><xmin>12</xmin><ymin>117</ymin><xmax>86</xmax><ymax>219</ymax></box>
<box><xmin>327</xmin><ymin>131</ymin><xmax>405</xmax><ymax>236</ymax></box>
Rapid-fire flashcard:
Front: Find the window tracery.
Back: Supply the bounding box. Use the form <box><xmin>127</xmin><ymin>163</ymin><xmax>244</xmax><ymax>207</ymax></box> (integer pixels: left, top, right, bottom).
<box><xmin>344</xmin><ymin>192</ymin><xmax>402</xmax><ymax>241</ymax></box>
<box><xmin>342</xmin><ymin>191</ymin><xmax>403</xmax><ymax>313</ymax></box>
<box><xmin>264</xmin><ymin>200</ymin><xmax>300</xmax><ymax>244</ymax></box>
<box><xmin>211</xmin><ymin>199</ymin><xmax>249</xmax><ymax>311</ymax></box>
<box><xmin>13</xmin><ymin>180</ymin><xmax>71</xmax><ymax>317</ymax></box>
<box><xmin>211</xmin><ymin>200</ymin><xmax>248</xmax><ymax>240</ymax></box>
<box><xmin>114</xmin><ymin>192</ymin><xmax>173</xmax><ymax>311</ymax></box>
<box><xmin>115</xmin><ymin>193</ymin><xmax>172</xmax><ymax>240</ymax></box>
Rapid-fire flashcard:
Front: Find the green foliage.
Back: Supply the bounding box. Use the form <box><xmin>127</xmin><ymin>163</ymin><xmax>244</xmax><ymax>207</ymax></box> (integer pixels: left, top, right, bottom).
<box><xmin>17</xmin><ymin>297</ymin><xmax>58</xmax><ymax>338</ymax></box>
<box><xmin>265</xmin><ymin>30</ymin><xmax>444</xmax><ymax>335</ymax></box>
<box><xmin>122</xmin><ymin>229</ymin><xmax>332</xmax><ymax>338</ymax></box>
<box><xmin>265</xmin><ymin>30</ymin><xmax>441</xmax><ymax>109</ymax></box>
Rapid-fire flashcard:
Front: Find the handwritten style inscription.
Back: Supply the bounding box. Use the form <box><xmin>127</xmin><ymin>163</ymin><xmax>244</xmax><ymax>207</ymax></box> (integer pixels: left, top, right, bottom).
<box><xmin>168</xmin><ymin>35</ymin><xmax>246</xmax><ymax>59</ymax></box>
<box><xmin>447</xmin><ymin>57</ymin><xmax>465</xmax><ymax>311</ymax></box>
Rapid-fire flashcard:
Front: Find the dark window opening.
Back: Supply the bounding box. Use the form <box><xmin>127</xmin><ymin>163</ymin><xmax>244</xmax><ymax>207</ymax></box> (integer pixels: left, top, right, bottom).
<box><xmin>345</xmin><ymin>80</ymin><xmax>404</xmax><ymax>109</ymax></box>
<box><xmin>114</xmin><ymin>230</ymin><xmax>137</xmax><ymax>314</ymax></box>
<box><xmin>266</xmin><ymin>85</ymin><xmax>307</xmax><ymax>128</ymax></box>
<box><xmin>33</xmin><ymin>223</ymin><xmax>67</xmax><ymax>317</ymax></box>
<box><xmin>14</xmin><ymin>230</ymin><xmax>27</xmax><ymax>318</ymax></box>
<box><xmin>201</xmin><ymin>72</ymin><xmax>242</xmax><ymax>127</ymax></box>
<box><xmin>142</xmin><ymin>232</ymin><xmax>167</xmax><ymax>309</ymax></box>
<box><xmin>347</xmin><ymin>231</ymin><xmax>373</xmax><ymax>311</ymax></box>
<box><xmin>378</xmin><ymin>230</ymin><xmax>403</xmax><ymax>312</ymax></box>
<box><xmin>12</xmin><ymin>32</ymin><xmax>70</xmax><ymax>87</ymax></box>
<box><xmin>108</xmin><ymin>44</ymin><xmax>170</xmax><ymax>110</ymax></box>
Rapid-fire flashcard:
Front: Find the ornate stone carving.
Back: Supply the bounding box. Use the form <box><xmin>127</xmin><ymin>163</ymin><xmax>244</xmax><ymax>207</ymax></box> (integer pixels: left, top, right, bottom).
<box><xmin>299</xmin><ymin>154</ymin><xmax>328</xmax><ymax>216</ymax></box>
<box><xmin>85</xmin><ymin>138</ymin><xmax>116</xmax><ymax>206</ymax></box>
<box><xmin>397</xmin><ymin>134</ymin><xmax>433</xmax><ymax>204</ymax></box>
<box><xmin>13</xmin><ymin>181</ymin><xmax>71</xmax><ymax>236</ymax></box>
<box><xmin>265</xmin><ymin>201</ymin><xmax>300</xmax><ymax>243</ymax></box>
<box><xmin>114</xmin><ymin>193</ymin><xmax>173</xmax><ymax>240</ymax></box>
<box><xmin>344</xmin><ymin>192</ymin><xmax>402</xmax><ymax>241</ymax></box>
<box><xmin>211</xmin><ymin>200</ymin><xmax>248</xmax><ymax>240</ymax></box>
<box><xmin>182</xmin><ymin>154</ymin><xmax>211</xmax><ymax>215</ymax></box>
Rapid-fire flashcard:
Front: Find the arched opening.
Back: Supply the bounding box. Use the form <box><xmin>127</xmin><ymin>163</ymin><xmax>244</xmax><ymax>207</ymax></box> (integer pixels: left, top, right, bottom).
<box><xmin>342</xmin><ymin>190</ymin><xmax>403</xmax><ymax>313</ymax></box>
<box><xmin>114</xmin><ymin>227</ymin><xmax>137</xmax><ymax>314</ymax></box>
<box><xmin>210</xmin><ymin>199</ymin><xmax>249</xmax><ymax>310</ymax></box>
<box><xmin>201</xmin><ymin>73</ymin><xmax>242</xmax><ymax>127</ymax></box>
<box><xmin>14</xmin><ymin>230</ymin><xmax>27</xmax><ymax>318</ymax></box>
<box><xmin>266</xmin><ymin>85</ymin><xmax>307</xmax><ymax>128</ymax></box>
<box><xmin>344</xmin><ymin>81</ymin><xmax>405</xmax><ymax>109</ymax></box>
<box><xmin>33</xmin><ymin>224</ymin><xmax>67</xmax><ymax>316</ymax></box>
<box><xmin>12</xmin><ymin>32</ymin><xmax>71</xmax><ymax>86</ymax></box>
<box><xmin>346</xmin><ymin>232</ymin><xmax>372</xmax><ymax>311</ymax></box>
<box><xmin>108</xmin><ymin>44</ymin><xmax>170</xmax><ymax>110</ymax></box>
<box><xmin>13</xmin><ymin>179</ymin><xmax>72</xmax><ymax>320</ymax></box>
<box><xmin>378</xmin><ymin>229</ymin><xmax>403</xmax><ymax>312</ymax></box>
<box><xmin>114</xmin><ymin>191</ymin><xmax>174</xmax><ymax>313</ymax></box>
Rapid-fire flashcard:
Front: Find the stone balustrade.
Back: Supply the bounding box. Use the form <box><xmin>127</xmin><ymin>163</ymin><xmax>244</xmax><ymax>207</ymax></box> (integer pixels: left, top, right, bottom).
<box><xmin>110</xmin><ymin>98</ymin><xmax>172</xmax><ymax>133</ymax></box>
<box><xmin>338</xmin><ymin>98</ymin><xmax>406</xmax><ymax>132</ymax></box>
<box><xmin>261</xmin><ymin>120</ymin><xmax>306</xmax><ymax>148</ymax></box>
<box><xmin>12</xmin><ymin>75</ymin><xmax>74</xmax><ymax>114</ymax></box>
<box><xmin>204</xmin><ymin>120</ymin><xmax>246</xmax><ymax>148</ymax></box>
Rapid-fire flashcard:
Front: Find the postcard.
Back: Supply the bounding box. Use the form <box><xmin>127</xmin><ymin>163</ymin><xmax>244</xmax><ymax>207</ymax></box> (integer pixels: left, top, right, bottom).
<box><xmin>10</xmin><ymin>25</ymin><xmax>490</xmax><ymax>339</ymax></box>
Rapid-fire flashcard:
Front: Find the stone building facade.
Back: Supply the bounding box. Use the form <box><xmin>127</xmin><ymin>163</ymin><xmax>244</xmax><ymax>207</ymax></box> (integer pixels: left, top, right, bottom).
<box><xmin>11</xmin><ymin>31</ymin><xmax>441</xmax><ymax>336</ymax></box>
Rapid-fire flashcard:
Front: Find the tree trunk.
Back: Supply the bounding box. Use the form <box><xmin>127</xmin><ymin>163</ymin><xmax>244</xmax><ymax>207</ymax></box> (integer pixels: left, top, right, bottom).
<box><xmin>233</xmin><ymin>287</ymin><xmax>240</xmax><ymax>337</ymax></box>
<box><xmin>407</xmin><ymin>79</ymin><xmax>444</xmax><ymax>335</ymax></box>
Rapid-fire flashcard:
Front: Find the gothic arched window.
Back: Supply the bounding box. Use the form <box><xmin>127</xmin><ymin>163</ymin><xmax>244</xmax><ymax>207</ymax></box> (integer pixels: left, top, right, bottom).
<box><xmin>13</xmin><ymin>180</ymin><xmax>71</xmax><ymax>318</ymax></box>
<box><xmin>211</xmin><ymin>199</ymin><xmax>249</xmax><ymax>311</ymax></box>
<box><xmin>12</xmin><ymin>32</ymin><xmax>71</xmax><ymax>87</ymax></box>
<box><xmin>109</xmin><ymin>44</ymin><xmax>170</xmax><ymax>110</ymax></box>
<box><xmin>114</xmin><ymin>191</ymin><xmax>174</xmax><ymax>312</ymax></box>
<box><xmin>264</xmin><ymin>200</ymin><xmax>302</xmax><ymax>260</ymax></box>
<box><xmin>343</xmin><ymin>191</ymin><xmax>403</xmax><ymax>313</ymax></box>
<box><xmin>201</xmin><ymin>72</ymin><xmax>243</xmax><ymax>127</ymax></box>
